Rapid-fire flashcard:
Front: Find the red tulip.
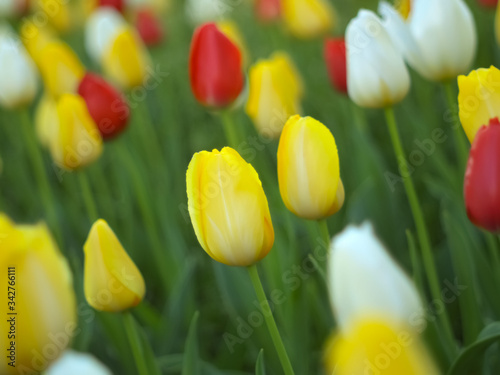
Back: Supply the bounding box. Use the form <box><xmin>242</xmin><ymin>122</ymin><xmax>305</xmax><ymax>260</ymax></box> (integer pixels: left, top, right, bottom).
<box><xmin>98</xmin><ymin>0</ymin><xmax>125</xmax><ymax>12</ymax></box>
<box><xmin>136</xmin><ymin>9</ymin><xmax>164</xmax><ymax>46</ymax></box>
<box><xmin>324</xmin><ymin>37</ymin><xmax>347</xmax><ymax>94</ymax></box>
<box><xmin>189</xmin><ymin>23</ymin><xmax>244</xmax><ymax>108</ymax></box>
<box><xmin>477</xmin><ymin>0</ymin><xmax>498</xmax><ymax>8</ymax></box>
<box><xmin>464</xmin><ymin>118</ymin><xmax>500</xmax><ymax>232</ymax></box>
<box><xmin>255</xmin><ymin>0</ymin><xmax>281</xmax><ymax>22</ymax></box>
<box><xmin>77</xmin><ymin>73</ymin><xmax>130</xmax><ymax>140</ymax></box>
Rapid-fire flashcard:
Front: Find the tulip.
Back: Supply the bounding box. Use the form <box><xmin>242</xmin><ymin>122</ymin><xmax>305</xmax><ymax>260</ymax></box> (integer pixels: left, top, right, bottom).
<box><xmin>185</xmin><ymin>0</ymin><xmax>228</xmax><ymax>25</ymax></box>
<box><xmin>20</xmin><ymin>20</ymin><xmax>54</xmax><ymax>63</ymax></box>
<box><xmin>397</xmin><ymin>0</ymin><xmax>411</xmax><ymax>18</ymax></box>
<box><xmin>325</xmin><ymin>320</ymin><xmax>439</xmax><ymax>375</ymax></box>
<box><xmin>282</xmin><ymin>0</ymin><xmax>335</xmax><ymax>39</ymax></box>
<box><xmin>135</xmin><ymin>8</ymin><xmax>164</xmax><ymax>46</ymax></box>
<box><xmin>457</xmin><ymin>66</ymin><xmax>500</xmax><ymax>143</ymax></box>
<box><xmin>324</xmin><ymin>37</ymin><xmax>347</xmax><ymax>94</ymax></box>
<box><xmin>38</xmin><ymin>0</ymin><xmax>72</xmax><ymax>33</ymax></box>
<box><xmin>379</xmin><ymin>0</ymin><xmax>476</xmax><ymax>82</ymax></box>
<box><xmin>246</xmin><ymin>52</ymin><xmax>303</xmax><ymax>138</ymax></box>
<box><xmin>0</xmin><ymin>26</ymin><xmax>38</xmax><ymax>109</ymax></box>
<box><xmin>35</xmin><ymin>93</ymin><xmax>59</xmax><ymax>149</ymax></box>
<box><xmin>189</xmin><ymin>23</ymin><xmax>245</xmax><ymax>108</ymax></box>
<box><xmin>328</xmin><ymin>223</ymin><xmax>422</xmax><ymax>333</ymax></box>
<box><xmin>346</xmin><ymin>9</ymin><xmax>410</xmax><ymax>108</ymax></box>
<box><xmin>216</xmin><ymin>20</ymin><xmax>249</xmax><ymax>67</ymax></box>
<box><xmin>464</xmin><ymin>118</ymin><xmax>500</xmax><ymax>232</ymax></box>
<box><xmin>83</xmin><ymin>219</ymin><xmax>146</xmax><ymax>312</ymax></box>
<box><xmin>186</xmin><ymin>147</ymin><xmax>274</xmax><ymax>266</ymax></box>
<box><xmin>78</xmin><ymin>72</ymin><xmax>130</xmax><ymax>139</ymax></box>
<box><xmin>277</xmin><ymin>115</ymin><xmax>343</xmax><ymax>220</ymax></box>
<box><xmin>479</xmin><ymin>0</ymin><xmax>498</xmax><ymax>7</ymax></box>
<box><xmin>46</xmin><ymin>350</ymin><xmax>112</xmax><ymax>375</ymax></box>
<box><xmin>0</xmin><ymin>214</ymin><xmax>76</xmax><ymax>374</ymax></box>
<box><xmin>255</xmin><ymin>0</ymin><xmax>281</xmax><ymax>22</ymax></box>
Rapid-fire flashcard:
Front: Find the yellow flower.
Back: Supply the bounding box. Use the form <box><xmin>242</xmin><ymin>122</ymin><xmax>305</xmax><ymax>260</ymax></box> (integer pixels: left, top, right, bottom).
<box><xmin>38</xmin><ymin>0</ymin><xmax>72</xmax><ymax>33</ymax></box>
<box><xmin>20</xmin><ymin>20</ymin><xmax>55</xmax><ymax>64</ymax></box>
<box><xmin>186</xmin><ymin>147</ymin><xmax>275</xmax><ymax>266</ymax></box>
<box><xmin>83</xmin><ymin>219</ymin><xmax>146</xmax><ymax>312</ymax></box>
<box><xmin>0</xmin><ymin>214</ymin><xmax>76</xmax><ymax>374</ymax></box>
<box><xmin>282</xmin><ymin>0</ymin><xmax>335</xmax><ymax>39</ymax></box>
<box><xmin>277</xmin><ymin>115</ymin><xmax>343</xmax><ymax>220</ymax></box>
<box><xmin>39</xmin><ymin>94</ymin><xmax>102</xmax><ymax>170</ymax></box>
<box><xmin>246</xmin><ymin>52</ymin><xmax>304</xmax><ymax>138</ymax></box>
<box><xmin>326</xmin><ymin>320</ymin><xmax>439</xmax><ymax>375</ymax></box>
<box><xmin>397</xmin><ymin>0</ymin><xmax>411</xmax><ymax>19</ymax></box>
<box><xmin>458</xmin><ymin>66</ymin><xmax>500</xmax><ymax>143</ymax></box>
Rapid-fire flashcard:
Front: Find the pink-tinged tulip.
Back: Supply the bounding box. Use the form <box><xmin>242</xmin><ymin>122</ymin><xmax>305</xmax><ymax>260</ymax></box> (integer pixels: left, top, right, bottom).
<box><xmin>135</xmin><ymin>8</ymin><xmax>164</xmax><ymax>46</ymax></box>
<box><xmin>189</xmin><ymin>23</ymin><xmax>245</xmax><ymax>108</ymax></box>
<box><xmin>464</xmin><ymin>118</ymin><xmax>500</xmax><ymax>232</ymax></box>
<box><xmin>324</xmin><ymin>37</ymin><xmax>347</xmax><ymax>94</ymax></box>
<box><xmin>255</xmin><ymin>0</ymin><xmax>281</xmax><ymax>22</ymax></box>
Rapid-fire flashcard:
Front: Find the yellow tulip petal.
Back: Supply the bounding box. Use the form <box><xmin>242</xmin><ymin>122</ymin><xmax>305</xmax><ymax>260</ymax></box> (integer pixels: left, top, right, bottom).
<box><xmin>39</xmin><ymin>0</ymin><xmax>72</xmax><ymax>33</ymax></box>
<box><xmin>35</xmin><ymin>93</ymin><xmax>59</xmax><ymax>149</ymax></box>
<box><xmin>282</xmin><ymin>0</ymin><xmax>335</xmax><ymax>39</ymax></box>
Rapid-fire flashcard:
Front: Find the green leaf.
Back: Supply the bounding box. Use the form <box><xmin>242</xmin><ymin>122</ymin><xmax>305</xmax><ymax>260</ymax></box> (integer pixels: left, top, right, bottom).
<box><xmin>447</xmin><ymin>322</ymin><xmax>500</xmax><ymax>375</ymax></box>
<box><xmin>255</xmin><ymin>349</ymin><xmax>266</xmax><ymax>375</ymax></box>
<box><xmin>182</xmin><ymin>311</ymin><xmax>201</xmax><ymax>375</ymax></box>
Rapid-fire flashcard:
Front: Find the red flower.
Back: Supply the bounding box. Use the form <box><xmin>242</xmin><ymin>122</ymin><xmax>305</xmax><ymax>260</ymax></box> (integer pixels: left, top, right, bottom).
<box><xmin>189</xmin><ymin>23</ymin><xmax>244</xmax><ymax>108</ymax></box>
<box><xmin>77</xmin><ymin>73</ymin><xmax>130</xmax><ymax>140</ymax></box>
<box><xmin>477</xmin><ymin>0</ymin><xmax>498</xmax><ymax>8</ymax></box>
<box><xmin>98</xmin><ymin>0</ymin><xmax>125</xmax><ymax>12</ymax></box>
<box><xmin>136</xmin><ymin>9</ymin><xmax>164</xmax><ymax>46</ymax></box>
<box><xmin>464</xmin><ymin>118</ymin><xmax>500</xmax><ymax>232</ymax></box>
<box><xmin>255</xmin><ymin>0</ymin><xmax>281</xmax><ymax>23</ymax></box>
<box><xmin>324</xmin><ymin>37</ymin><xmax>347</xmax><ymax>94</ymax></box>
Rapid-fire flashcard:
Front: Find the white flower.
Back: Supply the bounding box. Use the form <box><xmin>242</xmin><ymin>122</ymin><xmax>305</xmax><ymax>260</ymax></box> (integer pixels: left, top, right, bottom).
<box><xmin>328</xmin><ymin>223</ymin><xmax>423</xmax><ymax>333</ymax></box>
<box><xmin>185</xmin><ymin>0</ymin><xmax>232</xmax><ymax>25</ymax></box>
<box><xmin>379</xmin><ymin>0</ymin><xmax>476</xmax><ymax>81</ymax></box>
<box><xmin>346</xmin><ymin>10</ymin><xmax>410</xmax><ymax>108</ymax></box>
<box><xmin>45</xmin><ymin>351</ymin><xmax>112</xmax><ymax>375</ymax></box>
<box><xmin>0</xmin><ymin>25</ymin><xmax>38</xmax><ymax>109</ymax></box>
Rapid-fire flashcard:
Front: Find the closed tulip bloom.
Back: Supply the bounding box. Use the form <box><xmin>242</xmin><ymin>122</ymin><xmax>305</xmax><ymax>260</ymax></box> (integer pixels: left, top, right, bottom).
<box><xmin>0</xmin><ymin>26</ymin><xmax>38</xmax><ymax>109</ymax></box>
<box><xmin>277</xmin><ymin>115</ymin><xmax>343</xmax><ymax>220</ymax></box>
<box><xmin>84</xmin><ymin>219</ymin><xmax>146</xmax><ymax>312</ymax></box>
<box><xmin>464</xmin><ymin>119</ymin><xmax>500</xmax><ymax>232</ymax></box>
<box><xmin>135</xmin><ymin>8</ymin><xmax>164</xmax><ymax>46</ymax></box>
<box><xmin>216</xmin><ymin>21</ymin><xmax>249</xmax><ymax>67</ymax></box>
<box><xmin>255</xmin><ymin>0</ymin><xmax>281</xmax><ymax>22</ymax></box>
<box><xmin>189</xmin><ymin>23</ymin><xmax>245</xmax><ymax>108</ymax></box>
<box><xmin>37</xmin><ymin>0</ymin><xmax>72</xmax><ymax>32</ymax></box>
<box><xmin>78</xmin><ymin>72</ymin><xmax>130</xmax><ymax>139</ymax></box>
<box><xmin>379</xmin><ymin>0</ymin><xmax>476</xmax><ymax>82</ymax></box>
<box><xmin>282</xmin><ymin>0</ymin><xmax>335</xmax><ymax>39</ymax></box>
<box><xmin>324</xmin><ymin>37</ymin><xmax>347</xmax><ymax>94</ymax></box>
<box><xmin>458</xmin><ymin>66</ymin><xmax>500</xmax><ymax>143</ymax></box>
<box><xmin>35</xmin><ymin>94</ymin><xmax>59</xmax><ymax>148</ymax></box>
<box><xmin>186</xmin><ymin>147</ymin><xmax>274</xmax><ymax>266</ymax></box>
<box><xmin>246</xmin><ymin>52</ymin><xmax>303</xmax><ymax>138</ymax></box>
<box><xmin>0</xmin><ymin>215</ymin><xmax>77</xmax><ymax>374</ymax></box>
<box><xmin>46</xmin><ymin>351</ymin><xmax>112</xmax><ymax>375</ymax></box>
<box><xmin>346</xmin><ymin>10</ymin><xmax>410</xmax><ymax>108</ymax></box>
<box><xmin>328</xmin><ymin>223</ymin><xmax>422</xmax><ymax>333</ymax></box>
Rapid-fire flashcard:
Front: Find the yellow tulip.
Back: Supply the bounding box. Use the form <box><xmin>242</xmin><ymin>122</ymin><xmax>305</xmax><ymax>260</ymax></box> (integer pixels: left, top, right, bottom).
<box><xmin>397</xmin><ymin>0</ymin><xmax>411</xmax><ymax>19</ymax></box>
<box><xmin>83</xmin><ymin>219</ymin><xmax>146</xmax><ymax>312</ymax></box>
<box><xmin>35</xmin><ymin>93</ymin><xmax>59</xmax><ymax>149</ymax></box>
<box><xmin>0</xmin><ymin>214</ymin><xmax>76</xmax><ymax>374</ymax></box>
<box><xmin>458</xmin><ymin>66</ymin><xmax>500</xmax><ymax>143</ymax></box>
<box><xmin>186</xmin><ymin>147</ymin><xmax>275</xmax><ymax>266</ymax></box>
<box><xmin>282</xmin><ymin>0</ymin><xmax>335</xmax><ymax>39</ymax></box>
<box><xmin>38</xmin><ymin>0</ymin><xmax>72</xmax><ymax>33</ymax></box>
<box><xmin>246</xmin><ymin>52</ymin><xmax>304</xmax><ymax>138</ymax></box>
<box><xmin>496</xmin><ymin>2</ymin><xmax>500</xmax><ymax>46</ymax></box>
<box><xmin>326</xmin><ymin>320</ymin><xmax>439</xmax><ymax>375</ymax></box>
<box><xmin>277</xmin><ymin>115</ymin><xmax>343</xmax><ymax>220</ymax></box>
<box><xmin>20</xmin><ymin>20</ymin><xmax>55</xmax><ymax>64</ymax></box>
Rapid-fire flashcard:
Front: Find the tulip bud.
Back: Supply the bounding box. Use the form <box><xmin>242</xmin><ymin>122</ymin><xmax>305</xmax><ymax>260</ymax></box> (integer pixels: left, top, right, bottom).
<box><xmin>379</xmin><ymin>0</ymin><xmax>476</xmax><ymax>82</ymax></box>
<box><xmin>46</xmin><ymin>350</ymin><xmax>112</xmax><ymax>375</ymax></box>
<box><xmin>277</xmin><ymin>115</ymin><xmax>343</xmax><ymax>220</ymax></box>
<box><xmin>84</xmin><ymin>219</ymin><xmax>146</xmax><ymax>312</ymax></box>
<box><xmin>35</xmin><ymin>93</ymin><xmax>59</xmax><ymax>148</ymax></box>
<box><xmin>0</xmin><ymin>215</ymin><xmax>77</xmax><ymax>374</ymax></box>
<box><xmin>189</xmin><ymin>23</ymin><xmax>245</xmax><ymax>108</ymax></box>
<box><xmin>135</xmin><ymin>8</ymin><xmax>164</xmax><ymax>46</ymax></box>
<box><xmin>0</xmin><ymin>26</ymin><xmax>38</xmax><ymax>109</ymax></box>
<box><xmin>346</xmin><ymin>9</ymin><xmax>410</xmax><ymax>108</ymax></box>
<box><xmin>255</xmin><ymin>0</ymin><xmax>281</xmax><ymax>22</ymax></box>
<box><xmin>78</xmin><ymin>72</ymin><xmax>130</xmax><ymax>139</ymax></box>
<box><xmin>37</xmin><ymin>0</ymin><xmax>72</xmax><ymax>32</ymax></box>
<box><xmin>328</xmin><ymin>223</ymin><xmax>422</xmax><ymax>333</ymax></box>
<box><xmin>458</xmin><ymin>66</ymin><xmax>500</xmax><ymax>143</ymax></box>
<box><xmin>324</xmin><ymin>37</ymin><xmax>347</xmax><ymax>94</ymax></box>
<box><xmin>186</xmin><ymin>147</ymin><xmax>275</xmax><ymax>266</ymax></box>
<box><xmin>464</xmin><ymin>118</ymin><xmax>500</xmax><ymax>232</ymax></box>
<box><xmin>246</xmin><ymin>52</ymin><xmax>303</xmax><ymax>138</ymax></box>
<box><xmin>282</xmin><ymin>0</ymin><xmax>335</xmax><ymax>39</ymax></box>
<box><xmin>216</xmin><ymin>21</ymin><xmax>249</xmax><ymax>67</ymax></box>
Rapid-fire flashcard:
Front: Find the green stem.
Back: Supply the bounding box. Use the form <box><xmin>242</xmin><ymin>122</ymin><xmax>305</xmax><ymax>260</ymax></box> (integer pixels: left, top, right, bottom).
<box><xmin>318</xmin><ymin>219</ymin><xmax>331</xmax><ymax>248</ymax></box>
<box><xmin>443</xmin><ymin>82</ymin><xmax>469</xmax><ymax>167</ymax></box>
<box><xmin>220</xmin><ymin>110</ymin><xmax>241</xmax><ymax>149</ymax></box>
<box><xmin>19</xmin><ymin>110</ymin><xmax>63</xmax><ymax>245</ymax></box>
<box><xmin>123</xmin><ymin>312</ymin><xmax>150</xmax><ymax>375</ymax></box>
<box><xmin>77</xmin><ymin>171</ymin><xmax>99</xmax><ymax>223</ymax></box>
<box><xmin>247</xmin><ymin>264</ymin><xmax>295</xmax><ymax>375</ymax></box>
<box><xmin>384</xmin><ymin>107</ymin><xmax>457</xmax><ymax>355</ymax></box>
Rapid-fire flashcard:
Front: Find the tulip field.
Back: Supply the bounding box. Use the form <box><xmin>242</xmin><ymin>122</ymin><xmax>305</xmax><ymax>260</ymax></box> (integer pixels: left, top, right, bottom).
<box><xmin>3</xmin><ymin>0</ymin><xmax>500</xmax><ymax>374</ymax></box>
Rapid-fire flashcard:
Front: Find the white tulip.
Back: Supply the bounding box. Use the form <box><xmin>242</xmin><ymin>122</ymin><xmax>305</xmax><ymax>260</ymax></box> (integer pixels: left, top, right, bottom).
<box><xmin>379</xmin><ymin>0</ymin><xmax>476</xmax><ymax>81</ymax></box>
<box><xmin>85</xmin><ymin>7</ymin><xmax>127</xmax><ymax>63</ymax></box>
<box><xmin>346</xmin><ymin>10</ymin><xmax>410</xmax><ymax>108</ymax></box>
<box><xmin>45</xmin><ymin>351</ymin><xmax>112</xmax><ymax>375</ymax></box>
<box><xmin>0</xmin><ymin>25</ymin><xmax>38</xmax><ymax>109</ymax></box>
<box><xmin>328</xmin><ymin>223</ymin><xmax>423</xmax><ymax>333</ymax></box>
<box><xmin>185</xmin><ymin>0</ymin><xmax>232</xmax><ymax>25</ymax></box>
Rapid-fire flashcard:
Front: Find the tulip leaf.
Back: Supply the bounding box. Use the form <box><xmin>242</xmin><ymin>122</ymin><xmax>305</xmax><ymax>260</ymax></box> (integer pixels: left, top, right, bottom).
<box><xmin>182</xmin><ymin>311</ymin><xmax>201</xmax><ymax>375</ymax></box>
<box><xmin>255</xmin><ymin>349</ymin><xmax>266</xmax><ymax>375</ymax></box>
<box><xmin>447</xmin><ymin>322</ymin><xmax>500</xmax><ymax>375</ymax></box>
